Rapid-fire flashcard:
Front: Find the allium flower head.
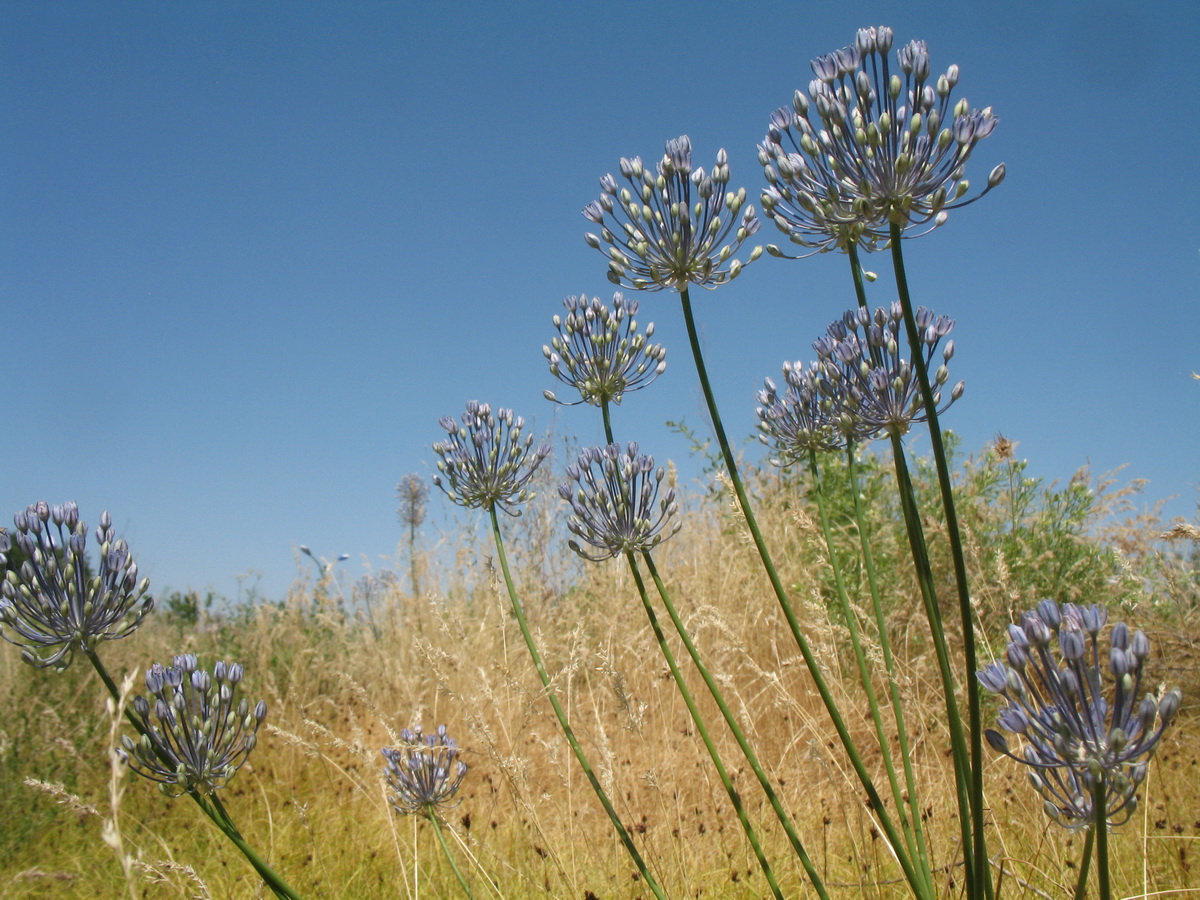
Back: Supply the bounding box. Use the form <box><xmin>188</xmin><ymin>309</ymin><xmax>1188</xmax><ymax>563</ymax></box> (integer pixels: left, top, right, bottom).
<box><xmin>432</xmin><ymin>402</ymin><xmax>551</xmax><ymax>515</ymax></box>
<box><xmin>978</xmin><ymin>600</ymin><xmax>1183</xmax><ymax>830</ymax></box>
<box><xmin>756</xmin><ymin>360</ymin><xmax>845</xmax><ymax>462</ymax></box>
<box><xmin>813</xmin><ymin>304</ymin><xmax>962</xmax><ymax>440</ymax></box>
<box><xmin>559</xmin><ymin>443</ymin><xmax>681</xmax><ymax>561</ymax></box>
<box><xmin>0</xmin><ymin>502</ymin><xmax>152</xmax><ymax>670</ymax></box>
<box><xmin>544</xmin><ymin>293</ymin><xmax>666</xmax><ymax>407</ymax></box>
<box><xmin>120</xmin><ymin>654</ymin><xmax>267</xmax><ymax>797</ymax></box>
<box><xmin>584</xmin><ymin>135</ymin><xmax>762</xmax><ymax>291</ymax></box>
<box><xmin>759</xmin><ymin>26</ymin><xmax>1005</xmax><ymax>255</ymax></box>
<box><xmin>382</xmin><ymin>724</ymin><xmax>469</xmax><ymax>816</ymax></box>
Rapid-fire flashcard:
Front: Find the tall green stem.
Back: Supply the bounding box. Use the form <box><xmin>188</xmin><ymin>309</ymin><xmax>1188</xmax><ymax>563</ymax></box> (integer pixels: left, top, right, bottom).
<box><xmin>1073</xmin><ymin>824</ymin><xmax>1095</xmax><ymax>900</ymax></box>
<box><xmin>1093</xmin><ymin>779</ymin><xmax>1110</xmax><ymax>900</ymax></box>
<box><xmin>641</xmin><ymin>553</ymin><xmax>830</xmax><ymax>899</ymax></box>
<box><xmin>429</xmin><ymin>814</ymin><xmax>476</xmax><ymax>900</ymax></box>
<box><xmin>625</xmin><ymin>553</ymin><xmax>786</xmax><ymax>900</ymax></box>
<box><xmin>805</xmin><ymin>449</ymin><xmax>933</xmax><ymax>899</ymax></box>
<box><xmin>887</xmin><ymin>436</ymin><xmax>976</xmax><ymax>891</ymax></box>
<box><xmin>676</xmin><ymin>285</ymin><xmax>923</xmax><ymax>896</ymax></box>
<box><xmin>845</xmin><ymin>446</ymin><xmax>933</xmax><ymax>891</ymax></box>
<box><xmin>889</xmin><ymin>222</ymin><xmax>988</xmax><ymax>900</ymax></box>
<box><xmin>599</xmin><ymin>397</ymin><xmax>825</xmax><ymax>898</ymax></box>
<box><xmin>488</xmin><ymin>507</ymin><xmax>669</xmax><ymax>900</ymax></box>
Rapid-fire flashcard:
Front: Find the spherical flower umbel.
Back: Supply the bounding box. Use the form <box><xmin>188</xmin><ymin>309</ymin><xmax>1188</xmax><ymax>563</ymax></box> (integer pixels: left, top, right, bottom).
<box><xmin>978</xmin><ymin>600</ymin><xmax>1183</xmax><ymax>830</ymax></box>
<box><xmin>813</xmin><ymin>304</ymin><xmax>963</xmax><ymax>440</ymax></box>
<box><xmin>120</xmin><ymin>654</ymin><xmax>268</xmax><ymax>797</ymax></box>
<box><xmin>756</xmin><ymin>361</ymin><xmax>845</xmax><ymax>463</ymax></box>
<box><xmin>584</xmin><ymin>135</ymin><xmax>762</xmax><ymax>291</ymax></box>
<box><xmin>432</xmin><ymin>402</ymin><xmax>552</xmax><ymax>515</ymax></box>
<box><xmin>382</xmin><ymin>724</ymin><xmax>469</xmax><ymax>816</ymax></box>
<box><xmin>559</xmin><ymin>443</ymin><xmax>681</xmax><ymax>561</ymax></box>
<box><xmin>0</xmin><ymin>502</ymin><xmax>152</xmax><ymax>670</ymax></box>
<box><xmin>544</xmin><ymin>293</ymin><xmax>667</xmax><ymax>407</ymax></box>
<box><xmin>759</xmin><ymin>26</ymin><xmax>1005</xmax><ymax>255</ymax></box>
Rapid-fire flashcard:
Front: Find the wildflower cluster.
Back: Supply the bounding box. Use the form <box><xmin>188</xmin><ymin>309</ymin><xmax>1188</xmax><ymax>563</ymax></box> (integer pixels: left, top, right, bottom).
<box><xmin>559</xmin><ymin>443</ymin><xmax>681</xmax><ymax>561</ymax></box>
<box><xmin>759</xmin><ymin>25</ymin><xmax>1005</xmax><ymax>254</ymax></box>
<box><xmin>758</xmin><ymin>304</ymin><xmax>961</xmax><ymax>460</ymax></box>
<box><xmin>432</xmin><ymin>401</ymin><xmax>551</xmax><ymax>515</ymax></box>
<box><xmin>583</xmin><ymin>135</ymin><xmax>762</xmax><ymax>291</ymax></box>
<box><xmin>978</xmin><ymin>600</ymin><xmax>1183</xmax><ymax>829</ymax></box>
<box><xmin>120</xmin><ymin>654</ymin><xmax>268</xmax><ymax>797</ymax></box>
<box><xmin>382</xmin><ymin>725</ymin><xmax>469</xmax><ymax>816</ymax></box>
<box><xmin>0</xmin><ymin>501</ymin><xmax>152</xmax><ymax>669</ymax></box>
<box><xmin>544</xmin><ymin>293</ymin><xmax>666</xmax><ymax>407</ymax></box>
<box><xmin>816</xmin><ymin>303</ymin><xmax>962</xmax><ymax>439</ymax></box>
<box><xmin>755</xmin><ymin>361</ymin><xmax>844</xmax><ymax>462</ymax></box>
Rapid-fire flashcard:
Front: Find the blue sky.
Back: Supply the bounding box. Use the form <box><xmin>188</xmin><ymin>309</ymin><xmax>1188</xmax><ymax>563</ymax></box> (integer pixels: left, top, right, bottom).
<box><xmin>3</xmin><ymin>1</ymin><xmax>1198</xmax><ymax>602</ymax></box>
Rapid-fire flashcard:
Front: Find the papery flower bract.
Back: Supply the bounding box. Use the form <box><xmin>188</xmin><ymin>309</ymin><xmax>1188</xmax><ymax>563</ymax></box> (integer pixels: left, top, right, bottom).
<box><xmin>814</xmin><ymin>304</ymin><xmax>963</xmax><ymax>440</ymax></box>
<box><xmin>120</xmin><ymin>654</ymin><xmax>267</xmax><ymax>797</ymax></box>
<box><xmin>544</xmin><ymin>293</ymin><xmax>666</xmax><ymax>407</ymax></box>
<box><xmin>382</xmin><ymin>724</ymin><xmax>469</xmax><ymax>816</ymax></box>
<box><xmin>559</xmin><ymin>443</ymin><xmax>681</xmax><ymax>561</ymax></box>
<box><xmin>756</xmin><ymin>361</ymin><xmax>846</xmax><ymax>463</ymax></box>
<box><xmin>978</xmin><ymin>600</ymin><xmax>1183</xmax><ymax>830</ymax></box>
<box><xmin>432</xmin><ymin>402</ymin><xmax>552</xmax><ymax>515</ymax></box>
<box><xmin>584</xmin><ymin>135</ymin><xmax>762</xmax><ymax>291</ymax></box>
<box><xmin>759</xmin><ymin>26</ymin><xmax>1005</xmax><ymax>255</ymax></box>
<box><xmin>0</xmin><ymin>502</ymin><xmax>153</xmax><ymax>669</ymax></box>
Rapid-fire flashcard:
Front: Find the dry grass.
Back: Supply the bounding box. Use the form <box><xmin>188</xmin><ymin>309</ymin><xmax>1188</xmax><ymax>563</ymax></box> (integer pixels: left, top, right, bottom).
<box><xmin>2</xmin><ymin>455</ymin><xmax>1198</xmax><ymax>899</ymax></box>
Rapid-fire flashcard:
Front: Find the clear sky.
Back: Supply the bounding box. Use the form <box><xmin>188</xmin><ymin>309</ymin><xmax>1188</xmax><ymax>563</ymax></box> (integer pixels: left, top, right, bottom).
<box><xmin>3</xmin><ymin>1</ymin><xmax>1198</xmax><ymax>602</ymax></box>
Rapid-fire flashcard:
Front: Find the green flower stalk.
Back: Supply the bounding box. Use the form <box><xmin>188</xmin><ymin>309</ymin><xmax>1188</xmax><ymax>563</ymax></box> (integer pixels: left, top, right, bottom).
<box><xmin>430</xmin><ymin>404</ymin><xmax>669</xmax><ymax>900</ymax></box>
<box><xmin>585</xmin><ymin>136</ymin><xmax>928</xmax><ymax>899</ymax></box>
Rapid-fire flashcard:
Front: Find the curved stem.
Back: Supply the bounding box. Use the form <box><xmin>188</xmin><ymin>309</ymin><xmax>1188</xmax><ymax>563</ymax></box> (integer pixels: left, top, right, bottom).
<box><xmin>889</xmin><ymin>222</ymin><xmax>988</xmax><ymax>900</ymax></box>
<box><xmin>1074</xmin><ymin>824</ymin><xmax>1095</xmax><ymax>900</ymax></box>
<box><xmin>806</xmin><ymin>448</ymin><xmax>933</xmax><ymax>898</ymax></box>
<box><xmin>887</xmin><ymin>436</ymin><xmax>975</xmax><ymax>890</ymax></box>
<box><xmin>602</xmin><ymin>396</ymin><xmax>822</xmax><ymax>896</ymax></box>
<box><xmin>675</xmin><ymin>285</ymin><xmax>921</xmax><ymax>896</ymax></box>
<box><xmin>429</xmin><ymin>814</ymin><xmax>475</xmax><ymax>900</ymax></box>
<box><xmin>625</xmin><ymin>552</ymin><xmax>786</xmax><ymax>900</ymax></box>
<box><xmin>846</xmin><ymin>445</ymin><xmax>933</xmax><ymax>892</ymax></box>
<box><xmin>488</xmin><ymin>506</ymin><xmax>669</xmax><ymax>900</ymax></box>
<box><xmin>1094</xmin><ymin>779</ymin><xmax>1110</xmax><ymax>900</ymax></box>
<box><xmin>642</xmin><ymin>552</ymin><xmax>830</xmax><ymax>899</ymax></box>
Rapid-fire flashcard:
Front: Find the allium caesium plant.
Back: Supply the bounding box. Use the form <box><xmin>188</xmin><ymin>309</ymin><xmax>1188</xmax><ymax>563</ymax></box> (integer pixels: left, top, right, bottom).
<box><xmin>432</xmin><ymin>401</ymin><xmax>551</xmax><ymax>515</ymax></box>
<box><xmin>979</xmin><ymin>601</ymin><xmax>1182</xmax><ymax>829</ymax></box>
<box><xmin>756</xmin><ymin>360</ymin><xmax>845</xmax><ymax>461</ymax></box>
<box><xmin>383</xmin><ymin>725</ymin><xmax>475</xmax><ymax>899</ymax></box>
<box><xmin>430</xmin><ymin>404</ymin><xmax>668</xmax><ymax>900</ymax></box>
<box><xmin>543</xmin><ymin>293</ymin><xmax>666</xmax><ymax>408</ymax></box>
<box><xmin>979</xmin><ymin>601</ymin><xmax>1182</xmax><ymax>900</ymax></box>
<box><xmin>584</xmin><ymin>135</ymin><xmax>762</xmax><ymax>291</ymax></box>
<box><xmin>120</xmin><ymin>655</ymin><xmax>268</xmax><ymax>797</ymax></box>
<box><xmin>560</xmin><ymin>443</ymin><xmax>680</xmax><ymax>561</ymax></box>
<box><xmin>814</xmin><ymin>303</ymin><xmax>963</xmax><ymax>440</ymax></box>
<box><xmin>759</xmin><ymin>25</ymin><xmax>1005</xmax><ymax>255</ymax></box>
<box><xmin>382</xmin><ymin>724</ymin><xmax>468</xmax><ymax>817</ymax></box>
<box><xmin>1</xmin><ymin>501</ymin><xmax>305</xmax><ymax>900</ymax></box>
<box><xmin>0</xmin><ymin>501</ymin><xmax>152</xmax><ymax>670</ymax></box>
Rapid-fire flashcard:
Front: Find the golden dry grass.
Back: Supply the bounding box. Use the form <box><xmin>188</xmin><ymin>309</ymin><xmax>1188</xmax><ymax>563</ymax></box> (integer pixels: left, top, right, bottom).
<box><xmin>2</xmin><ymin>461</ymin><xmax>1198</xmax><ymax>899</ymax></box>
